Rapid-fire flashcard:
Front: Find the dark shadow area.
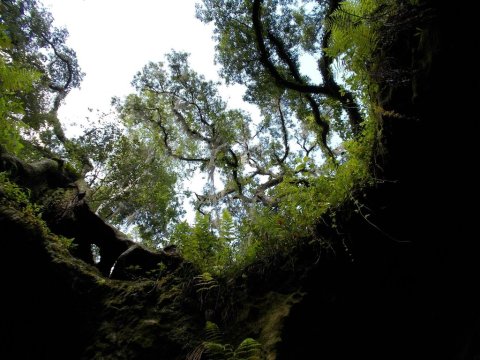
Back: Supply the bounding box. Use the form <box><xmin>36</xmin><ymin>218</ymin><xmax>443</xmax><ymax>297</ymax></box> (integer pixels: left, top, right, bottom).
<box><xmin>277</xmin><ymin>2</ymin><xmax>480</xmax><ymax>358</ymax></box>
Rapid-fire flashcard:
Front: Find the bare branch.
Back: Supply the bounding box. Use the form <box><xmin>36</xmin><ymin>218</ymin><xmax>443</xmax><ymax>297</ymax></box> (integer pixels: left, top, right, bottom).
<box><xmin>297</xmin><ymin>136</ymin><xmax>317</xmax><ymax>158</ymax></box>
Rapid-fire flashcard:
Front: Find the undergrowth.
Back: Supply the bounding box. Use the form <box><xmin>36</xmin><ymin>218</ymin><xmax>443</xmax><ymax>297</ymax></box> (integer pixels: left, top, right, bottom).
<box><xmin>0</xmin><ymin>171</ymin><xmax>75</xmax><ymax>249</ymax></box>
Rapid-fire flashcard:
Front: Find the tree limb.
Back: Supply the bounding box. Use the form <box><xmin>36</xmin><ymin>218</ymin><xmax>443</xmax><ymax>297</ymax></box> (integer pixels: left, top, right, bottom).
<box><xmin>318</xmin><ymin>0</ymin><xmax>362</xmax><ymax>133</ymax></box>
<box><xmin>171</xmin><ymin>105</ymin><xmax>211</xmax><ymax>144</ymax></box>
<box><xmin>251</xmin><ymin>1</ymin><xmax>330</xmax><ymax>95</ymax></box>
<box><xmin>252</xmin><ymin>0</ymin><xmax>362</xmax><ymax>139</ymax></box>
<box><xmin>274</xmin><ymin>98</ymin><xmax>290</xmax><ymax>164</ymax></box>
<box><xmin>151</xmin><ymin>111</ymin><xmax>209</xmax><ymax>163</ymax></box>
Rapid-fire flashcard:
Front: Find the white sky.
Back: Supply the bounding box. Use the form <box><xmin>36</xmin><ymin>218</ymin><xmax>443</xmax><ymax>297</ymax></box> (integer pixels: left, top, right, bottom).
<box><xmin>44</xmin><ymin>0</ymin><xmax>258</xmax><ymax>131</ymax></box>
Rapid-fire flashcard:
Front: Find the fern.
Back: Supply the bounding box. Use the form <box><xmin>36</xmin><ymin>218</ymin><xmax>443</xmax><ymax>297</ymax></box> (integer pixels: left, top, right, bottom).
<box><xmin>204</xmin><ymin>342</ymin><xmax>233</xmax><ymax>360</ymax></box>
<box><xmin>203</xmin><ymin>321</ymin><xmax>229</xmax><ymax>360</ymax></box>
<box><xmin>205</xmin><ymin>321</ymin><xmax>223</xmax><ymax>343</ymax></box>
<box><xmin>233</xmin><ymin>338</ymin><xmax>262</xmax><ymax>360</ymax></box>
<box><xmin>186</xmin><ymin>345</ymin><xmax>205</xmax><ymax>360</ymax></box>
<box><xmin>194</xmin><ymin>272</ymin><xmax>219</xmax><ymax>306</ymax></box>
<box><xmin>201</xmin><ymin>322</ymin><xmax>264</xmax><ymax>360</ymax></box>
<box><xmin>194</xmin><ymin>272</ymin><xmax>219</xmax><ymax>295</ymax></box>
<box><xmin>325</xmin><ymin>0</ymin><xmax>389</xmax><ymax>64</ymax></box>
<box><xmin>0</xmin><ymin>24</ymin><xmax>40</xmax><ymax>155</ymax></box>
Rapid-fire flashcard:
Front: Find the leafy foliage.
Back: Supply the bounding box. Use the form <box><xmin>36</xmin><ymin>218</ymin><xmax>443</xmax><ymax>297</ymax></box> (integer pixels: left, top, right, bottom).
<box><xmin>0</xmin><ymin>0</ymin><xmax>84</xmax><ymax>167</ymax></box>
<box><xmin>0</xmin><ymin>24</ymin><xmax>41</xmax><ymax>154</ymax></box>
<box><xmin>0</xmin><ymin>171</ymin><xmax>74</xmax><ymax>249</ymax></box>
<box><xmin>77</xmin><ymin>119</ymin><xmax>180</xmax><ymax>246</ymax></box>
<box><xmin>171</xmin><ymin>213</ymin><xmax>232</xmax><ymax>273</ymax></box>
<box><xmin>202</xmin><ymin>321</ymin><xmax>263</xmax><ymax>360</ymax></box>
<box><xmin>325</xmin><ymin>0</ymin><xmax>398</xmax><ymax>97</ymax></box>
<box><xmin>1</xmin><ymin>0</ymin><xmax>391</xmax><ymax>276</ymax></box>
<box><xmin>233</xmin><ymin>338</ymin><xmax>263</xmax><ymax>360</ymax></box>
<box><xmin>326</xmin><ymin>0</ymin><xmax>382</xmax><ymax>63</ymax></box>
<box><xmin>194</xmin><ymin>272</ymin><xmax>219</xmax><ymax>304</ymax></box>
<box><xmin>0</xmin><ymin>171</ymin><xmax>38</xmax><ymax>213</ymax></box>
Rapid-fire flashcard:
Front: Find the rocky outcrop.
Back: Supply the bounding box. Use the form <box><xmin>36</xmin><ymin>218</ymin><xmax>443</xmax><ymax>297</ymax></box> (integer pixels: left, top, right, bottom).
<box><xmin>0</xmin><ymin>149</ymin><xmax>182</xmax><ymax>278</ymax></box>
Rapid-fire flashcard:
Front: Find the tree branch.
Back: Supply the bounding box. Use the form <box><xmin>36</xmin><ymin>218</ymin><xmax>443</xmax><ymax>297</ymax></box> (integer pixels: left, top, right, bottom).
<box><xmin>264</xmin><ymin>31</ymin><xmax>334</xmax><ymax>145</ymax></box>
<box><xmin>39</xmin><ymin>33</ymin><xmax>92</xmax><ymax>175</ymax></box>
<box><xmin>252</xmin><ymin>0</ymin><xmax>336</xmax><ymax>156</ymax></box>
<box><xmin>274</xmin><ymin>98</ymin><xmax>290</xmax><ymax>164</ymax></box>
<box><xmin>252</xmin><ymin>1</ymin><xmax>330</xmax><ymax>94</ymax></box>
<box><xmin>171</xmin><ymin>104</ymin><xmax>211</xmax><ymax>144</ymax></box>
<box><xmin>252</xmin><ymin>0</ymin><xmax>362</xmax><ymax>138</ymax></box>
<box><xmin>318</xmin><ymin>0</ymin><xmax>362</xmax><ymax>133</ymax></box>
<box><xmin>151</xmin><ymin>110</ymin><xmax>209</xmax><ymax>163</ymax></box>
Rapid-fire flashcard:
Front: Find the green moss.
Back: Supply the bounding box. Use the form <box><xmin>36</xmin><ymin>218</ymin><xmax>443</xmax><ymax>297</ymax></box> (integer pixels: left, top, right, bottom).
<box><xmin>217</xmin><ymin>286</ymin><xmax>305</xmax><ymax>360</ymax></box>
<box><xmin>255</xmin><ymin>292</ymin><xmax>304</xmax><ymax>359</ymax></box>
<box><xmin>0</xmin><ymin>172</ymin><xmax>78</xmax><ymax>250</ymax></box>
<box><xmin>63</xmin><ymin>161</ymin><xmax>81</xmax><ymax>178</ymax></box>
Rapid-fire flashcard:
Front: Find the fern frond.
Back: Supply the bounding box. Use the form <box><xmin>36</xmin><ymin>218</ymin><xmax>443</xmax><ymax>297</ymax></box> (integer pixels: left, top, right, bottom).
<box><xmin>194</xmin><ymin>272</ymin><xmax>220</xmax><ymax>303</ymax></box>
<box><xmin>324</xmin><ymin>0</ymin><xmax>394</xmax><ymax>61</ymax></box>
<box><xmin>204</xmin><ymin>342</ymin><xmax>228</xmax><ymax>360</ymax></box>
<box><xmin>233</xmin><ymin>338</ymin><xmax>263</xmax><ymax>360</ymax></box>
<box><xmin>202</xmin><ymin>322</ymin><xmax>264</xmax><ymax>360</ymax></box>
<box><xmin>205</xmin><ymin>321</ymin><xmax>223</xmax><ymax>343</ymax></box>
<box><xmin>203</xmin><ymin>342</ymin><xmax>235</xmax><ymax>360</ymax></box>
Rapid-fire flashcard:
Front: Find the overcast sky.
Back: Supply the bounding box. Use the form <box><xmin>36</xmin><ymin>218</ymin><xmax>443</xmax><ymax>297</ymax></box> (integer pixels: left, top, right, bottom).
<box><xmin>44</xmin><ymin>0</ymin><xmax>256</xmax><ymax>134</ymax></box>
<box><xmin>44</xmin><ymin>0</ymin><xmax>326</xmax><ymax>131</ymax></box>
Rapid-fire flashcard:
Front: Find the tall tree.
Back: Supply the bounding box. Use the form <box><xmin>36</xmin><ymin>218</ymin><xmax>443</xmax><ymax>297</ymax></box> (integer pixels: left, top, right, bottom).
<box><xmin>76</xmin><ymin>118</ymin><xmax>180</xmax><ymax>247</ymax></box>
<box><xmin>120</xmin><ymin>51</ymin><xmax>326</xmax><ymax>214</ymax></box>
<box><xmin>113</xmin><ymin>0</ymin><xmax>385</xmax><ymax>249</ymax></box>
<box><xmin>0</xmin><ymin>0</ymin><xmax>85</xmax><ymax>168</ymax></box>
<box><xmin>196</xmin><ymin>0</ymin><xmax>363</xmax><ymax>145</ymax></box>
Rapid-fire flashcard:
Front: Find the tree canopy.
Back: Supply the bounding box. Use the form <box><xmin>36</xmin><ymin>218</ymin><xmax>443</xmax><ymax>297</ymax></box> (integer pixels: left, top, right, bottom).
<box><xmin>1</xmin><ymin>0</ymin><xmax>393</xmax><ymax>271</ymax></box>
<box><xmin>0</xmin><ymin>0</ymin><xmax>93</xmax><ymax>180</ymax></box>
<box><xmin>110</xmin><ymin>0</ymin><xmax>383</xmax><ymax>257</ymax></box>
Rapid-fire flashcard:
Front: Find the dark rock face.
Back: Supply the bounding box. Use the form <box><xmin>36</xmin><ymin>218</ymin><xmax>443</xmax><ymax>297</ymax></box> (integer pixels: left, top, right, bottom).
<box><xmin>1</xmin><ymin>200</ymin><xmax>100</xmax><ymax>359</ymax></box>
<box><xmin>0</xmin><ymin>151</ymin><xmax>200</xmax><ymax>360</ymax></box>
<box><xmin>110</xmin><ymin>244</ymin><xmax>182</xmax><ymax>280</ymax></box>
<box><xmin>275</xmin><ymin>3</ymin><xmax>480</xmax><ymax>359</ymax></box>
<box><xmin>0</xmin><ymin>202</ymin><xmax>203</xmax><ymax>360</ymax></box>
